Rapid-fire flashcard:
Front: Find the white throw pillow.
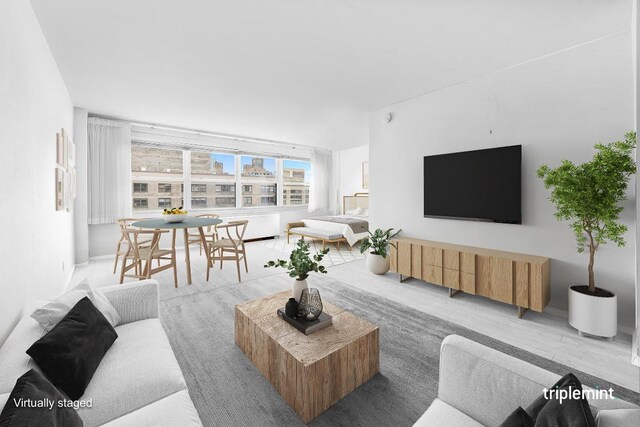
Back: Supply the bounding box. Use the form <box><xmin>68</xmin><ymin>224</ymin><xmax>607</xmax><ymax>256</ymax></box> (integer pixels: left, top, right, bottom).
<box><xmin>31</xmin><ymin>279</ymin><xmax>121</xmax><ymax>331</ymax></box>
<box><xmin>346</xmin><ymin>207</ymin><xmax>363</xmax><ymax>215</ymax></box>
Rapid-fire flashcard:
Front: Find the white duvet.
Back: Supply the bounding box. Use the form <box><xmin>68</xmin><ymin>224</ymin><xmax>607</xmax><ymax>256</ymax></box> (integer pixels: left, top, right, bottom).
<box><xmin>301</xmin><ymin>215</ymin><xmax>369</xmax><ymax>246</ymax></box>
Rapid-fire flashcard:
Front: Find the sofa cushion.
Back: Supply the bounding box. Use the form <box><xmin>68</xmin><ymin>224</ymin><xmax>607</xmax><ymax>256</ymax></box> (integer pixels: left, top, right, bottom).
<box><xmin>31</xmin><ymin>279</ymin><xmax>121</xmax><ymax>332</ymax></box>
<box><xmin>0</xmin><ymin>318</ymin><xmax>45</xmax><ymax>395</ymax></box>
<box><xmin>595</xmin><ymin>408</ymin><xmax>640</xmax><ymax>427</ymax></box>
<box><xmin>289</xmin><ymin>227</ymin><xmax>343</xmax><ymax>240</ymax></box>
<box><xmin>526</xmin><ymin>373</ymin><xmax>595</xmax><ymax>427</ymax></box>
<box><xmin>0</xmin><ymin>369</ymin><xmax>83</xmax><ymax>427</ymax></box>
<box><xmin>102</xmin><ymin>390</ymin><xmax>202</xmax><ymax>427</ymax></box>
<box><xmin>413</xmin><ymin>398</ymin><xmax>483</xmax><ymax>427</ymax></box>
<box><xmin>76</xmin><ymin>318</ymin><xmax>187</xmax><ymax>427</ymax></box>
<box><xmin>27</xmin><ymin>297</ymin><xmax>118</xmax><ymax>400</ymax></box>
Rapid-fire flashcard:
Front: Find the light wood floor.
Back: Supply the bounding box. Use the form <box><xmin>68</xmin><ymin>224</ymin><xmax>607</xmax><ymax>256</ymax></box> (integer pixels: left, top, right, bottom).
<box><xmin>75</xmin><ymin>236</ymin><xmax>640</xmax><ymax>393</ymax></box>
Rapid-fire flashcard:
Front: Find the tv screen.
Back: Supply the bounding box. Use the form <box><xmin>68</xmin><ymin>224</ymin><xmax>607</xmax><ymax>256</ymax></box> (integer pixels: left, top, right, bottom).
<box><xmin>423</xmin><ymin>145</ymin><xmax>521</xmax><ymax>224</ymax></box>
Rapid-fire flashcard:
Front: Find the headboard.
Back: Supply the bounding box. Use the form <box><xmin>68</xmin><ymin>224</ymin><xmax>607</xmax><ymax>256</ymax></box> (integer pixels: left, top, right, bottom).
<box><xmin>343</xmin><ymin>193</ymin><xmax>369</xmax><ymax>214</ymax></box>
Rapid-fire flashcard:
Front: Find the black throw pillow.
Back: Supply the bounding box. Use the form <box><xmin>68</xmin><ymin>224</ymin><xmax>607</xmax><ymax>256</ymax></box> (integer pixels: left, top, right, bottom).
<box><xmin>26</xmin><ymin>297</ymin><xmax>117</xmax><ymax>400</ymax></box>
<box><xmin>499</xmin><ymin>406</ymin><xmax>533</xmax><ymax>427</ymax></box>
<box><xmin>526</xmin><ymin>373</ymin><xmax>596</xmax><ymax>427</ymax></box>
<box><xmin>0</xmin><ymin>369</ymin><xmax>83</xmax><ymax>427</ymax></box>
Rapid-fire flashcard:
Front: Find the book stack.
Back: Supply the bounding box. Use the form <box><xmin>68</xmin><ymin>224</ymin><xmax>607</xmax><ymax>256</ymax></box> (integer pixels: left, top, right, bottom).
<box><xmin>277</xmin><ymin>309</ymin><xmax>332</xmax><ymax>335</ymax></box>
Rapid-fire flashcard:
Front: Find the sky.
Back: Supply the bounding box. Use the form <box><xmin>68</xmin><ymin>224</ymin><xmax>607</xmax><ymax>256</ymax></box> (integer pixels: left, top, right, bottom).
<box><xmin>211</xmin><ymin>153</ymin><xmax>235</xmax><ymax>174</ymax></box>
<box><xmin>211</xmin><ymin>154</ymin><xmax>310</xmax><ymax>183</ymax></box>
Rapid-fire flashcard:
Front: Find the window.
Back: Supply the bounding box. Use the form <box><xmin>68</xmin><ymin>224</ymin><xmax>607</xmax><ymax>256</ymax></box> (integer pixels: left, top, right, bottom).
<box><xmin>133</xmin><ymin>183</ymin><xmax>148</xmax><ymax>193</ymax></box>
<box><xmin>260</xmin><ymin>185</ymin><xmax>276</xmax><ymax>194</ymax></box>
<box><xmin>260</xmin><ymin>196</ymin><xmax>276</xmax><ymax>206</ymax></box>
<box><xmin>216</xmin><ymin>184</ymin><xmax>234</xmax><ymax>193</ymax></box>
<box><xmin>192</xmin><ymin>197</ymin><xmax>208</xmax><ymax>207</ymax></box>
<box><xmin>283</xmin><ymin>159</ymin><xmax>310</xmax><ymax>206</ymax></box>
<box><xmin>131</xmin><ymin>145</ymin><xmax>184</xmax><ymax>211</ymax></box>
<box><xmin>158</xmin><ymin>183</ymin><xmax>172</xmax><ymax>193</ymax></box>
<box><xmin>242</xmin><ymin>156</ymin><xmax>277</xmax><ymax>207</ymax></box>
<box><xmin>133</xmin><ymin>198</ymin><xmax>148</xmax><ymax>209</ymax></box>
<box><xmin>130</xmin><ymin>143</ymin><xmax>311</xmax><ymax>211</ymax></box>
<box><xmin>215</xmin><ymin>197</ymin><xmax>236</xmax><ymax>207</ymax></box>
<box><xmin>158</xmin><ymin>198</ymin><xmax>172</xmax><ymax>208</ymax></box>
<box><xmin>190</xmin><ymin>151</ymin><xmax>236</xmax><ymax>209</ymax></box>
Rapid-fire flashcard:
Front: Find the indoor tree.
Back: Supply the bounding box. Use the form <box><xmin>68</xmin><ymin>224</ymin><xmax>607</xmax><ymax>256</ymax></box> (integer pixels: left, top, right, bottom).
<box><xmin>536</xmin><ymin>132</ymin><xmax>636</xmax><ymax>294</ymax></box>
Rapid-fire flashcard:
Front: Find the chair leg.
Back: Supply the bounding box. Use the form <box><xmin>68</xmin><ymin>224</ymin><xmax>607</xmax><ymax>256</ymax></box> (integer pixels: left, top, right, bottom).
<box><xmin>173</xmin><ymin>253</ymin><xmax>178</xmax><ymax>288</ymax></box>
<box><xmin>113</xmin><ymin>242</ymin><xmax>122</xmax><ymax>274</ymax></box>
<box><xmin>337</xmin><ymin>241</ymin><xmax>341</xmax><ymax>251</ymax></box>
<box><xmin>242</xmin><ymin>244</ymin><xmax>248</xmax><ymax>272</ymax></box>
<box><xmin>119</xmin><ymin>257</ymin><xmax>127</xmax><ymax>284</ymax></box>
<box><xmin>235</xmin><ymin>251</ymin><xmax>242</xmax><ymax>282</ymax></box>
<box><xmin>287</xmin><ymin>232</ymin><xmax>290</xmax><ymax>244</ymax></box>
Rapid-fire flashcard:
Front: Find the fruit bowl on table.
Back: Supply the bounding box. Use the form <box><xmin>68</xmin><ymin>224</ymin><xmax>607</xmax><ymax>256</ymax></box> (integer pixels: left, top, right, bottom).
<box><xmin>162</xmin><ymin>208</ymin><xmax>188</xmax><ymax>223</ymax></box>
<box><xmin>163</xmin><ymin>214</ymin><xmax>188</xmax><ymax>223</ymax></box>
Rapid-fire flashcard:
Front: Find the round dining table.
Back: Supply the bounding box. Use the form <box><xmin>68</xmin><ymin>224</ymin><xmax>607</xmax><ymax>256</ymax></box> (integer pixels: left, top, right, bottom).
<box><xmin>132</xmin><ymin>217</ymin><xmax>222</xmax><ymax>285</ymax></box>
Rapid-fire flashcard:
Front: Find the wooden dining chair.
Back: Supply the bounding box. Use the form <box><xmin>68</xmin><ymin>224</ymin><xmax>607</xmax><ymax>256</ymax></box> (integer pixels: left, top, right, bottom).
<box><xmin>206</xmin><ymin>220</ymin><xmax>248</xmax><ymax>282</ymax></box>
<box><xmin>119</xmin><ymin>228</ymin><xmax>178</xmax><ymax>288</ymax></box>
<box><xmin>186</xmin><ymin>214</ymin><xmax>220</xmax><ymax>255</ymax></box>
<box><xmin>113</xmin><ymin>218</ymin><xmax>152</xmax><ymax>274</ymax></box>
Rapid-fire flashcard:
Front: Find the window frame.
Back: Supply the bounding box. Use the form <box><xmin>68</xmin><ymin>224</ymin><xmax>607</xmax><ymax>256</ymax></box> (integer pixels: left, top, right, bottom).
<box><xmin>130</xmin><ymin>143</ymin><xmax>311</xmax><ymax>213</ymax></box>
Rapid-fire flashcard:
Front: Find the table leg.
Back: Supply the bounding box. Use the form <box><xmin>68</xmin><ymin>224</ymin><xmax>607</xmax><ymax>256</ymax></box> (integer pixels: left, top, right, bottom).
<box><xmin>198</xmin><ymin>227</ymin><xmax>211</xmax><ymax>281</ymax></box>
<box><xmin>184</xmin><ymin>228</ymin><xmax>192</xmax><ymax>285</ymax></box>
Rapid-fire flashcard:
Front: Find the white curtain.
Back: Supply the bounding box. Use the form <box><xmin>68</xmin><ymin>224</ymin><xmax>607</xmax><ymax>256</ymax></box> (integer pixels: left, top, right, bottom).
<box><xmin>88</xmin><ymin>118</ymin><xmax>132</xmax><ymax>224</ymax></box>
<box><xmin>309</xmin><ymin>149</ymin><xmax>332</xmax><ymax>212</ymax></box>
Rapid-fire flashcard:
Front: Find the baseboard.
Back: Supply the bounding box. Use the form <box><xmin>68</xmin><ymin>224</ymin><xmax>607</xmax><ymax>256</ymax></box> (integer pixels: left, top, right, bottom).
<box><xmin>544</xmin><ymin>306</ymin><xmax>635</xmax><ymax>337</ymax></box>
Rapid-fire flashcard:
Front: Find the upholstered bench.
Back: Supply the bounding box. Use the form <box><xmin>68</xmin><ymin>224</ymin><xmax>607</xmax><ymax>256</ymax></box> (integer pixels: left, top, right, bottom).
<box><xmin>285</xmin><ymin>222</ymin><xmax>348</xmax><ymax>250</ymax></box>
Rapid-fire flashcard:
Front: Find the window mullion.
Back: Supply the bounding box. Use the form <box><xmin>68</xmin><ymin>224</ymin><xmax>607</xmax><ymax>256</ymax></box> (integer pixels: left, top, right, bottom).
<box><xmin>276</xmin><ymin>158</ymin><xmax>283</xmax><ymax>207</ymax></box>
<box><xmin>235</xmin><ymin>155</ymin><xmax>242</xmax><ymax>209</ymax></box>
<box><xmin>183</xmin><ymin>149</ymin><xmax>192</xmax><ymax>211</ymax></box>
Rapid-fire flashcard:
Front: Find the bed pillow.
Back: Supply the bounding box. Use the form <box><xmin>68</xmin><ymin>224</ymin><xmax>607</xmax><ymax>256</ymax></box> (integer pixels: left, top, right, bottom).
<box><xmin>27</xmin><ymin>297</ymin><xmax>118</xmax><ymax>400</ymax></box>
<box><xmin>31</xmin><ymin>279</ymin><xmax>120</xmax><ymax>331</ymax></box>
<box><xmin>0</xmin><ymin>369</ymin><xmax>82</xmax><ymax>426</ymax></box>
<box><xmin>346</xmin><ymin>207</ymin><xmax>363</xmax><ymax>215</ymax></box>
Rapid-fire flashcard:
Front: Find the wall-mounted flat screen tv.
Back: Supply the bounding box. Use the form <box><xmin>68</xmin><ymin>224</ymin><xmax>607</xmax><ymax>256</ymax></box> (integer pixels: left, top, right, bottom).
<box><xmin>424</xmin><ymin>145</ymin><xmax>521</xmax><ymax>224</ymax></box>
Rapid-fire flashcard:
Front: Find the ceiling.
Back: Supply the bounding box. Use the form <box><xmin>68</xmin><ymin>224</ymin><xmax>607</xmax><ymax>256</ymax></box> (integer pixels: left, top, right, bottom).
<box><xmin>31</xmin><ymin>0</ymin><xmax>631</xmax><ymax>150</ymax></box>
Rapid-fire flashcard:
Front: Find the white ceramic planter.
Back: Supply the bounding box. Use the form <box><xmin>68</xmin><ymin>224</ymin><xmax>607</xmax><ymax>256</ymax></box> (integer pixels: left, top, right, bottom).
<box><xmin>292</xmin><ymin>279</ymin><xmax>308</xmax><ymax>302</ymax></box>
<box><xmin>568</xmin><ymin>285</ymin><xmax>617</xmax><ymax>338</ymax></box>
<box><xmin>366</xmin><ymin>253</ymin><xmax>390</xmax><ymax>275</ymax></box>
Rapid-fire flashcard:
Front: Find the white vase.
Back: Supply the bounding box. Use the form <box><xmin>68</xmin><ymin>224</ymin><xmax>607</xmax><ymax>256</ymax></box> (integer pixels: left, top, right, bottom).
<box><xmin>366</xmin><ymin>253</ymin><xmax>390</xmax><ymax>275</ymax></box>
<box><xmin>568</xmin><ymin>285</ymin><xmax>617</xmax><ymax>338</ymax></box>
<box><xmin>292</xmin><ymin>279</ymin><xmax>308</xmax><ymax>302</ymax></box>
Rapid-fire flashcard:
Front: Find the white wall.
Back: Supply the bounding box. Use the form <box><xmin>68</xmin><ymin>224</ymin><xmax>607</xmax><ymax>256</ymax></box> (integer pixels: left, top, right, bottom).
<box><xmin>332</xmin><ymin>145</ymin><xmax>369</xmax><ymax>214</ymax></box>
<box><xmin>0</xmin><ymin>1</ymin><xmax>75</xmax><ymax>343</ymax></box>
<box><xmin>73</xmin><ymin>108</ymin><xmax>89</xmax><ymax>264</ymax></box>
<box><xmin>370</xmin><ymin>31</ymin><xmax>637</xmax><ymax>328</ymax></box>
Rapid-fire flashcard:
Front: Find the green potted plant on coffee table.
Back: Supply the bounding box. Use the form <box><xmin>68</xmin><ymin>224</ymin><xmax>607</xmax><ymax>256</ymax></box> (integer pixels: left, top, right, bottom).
<box><xmin>537</xmin><ymin>132</ymin><xmax>635</xmax><ymax>338</ymax></box>
<box><xmin>264</xmin><ymin>239</ymin><xmax>329</xmax><ymax>301</ymax></box>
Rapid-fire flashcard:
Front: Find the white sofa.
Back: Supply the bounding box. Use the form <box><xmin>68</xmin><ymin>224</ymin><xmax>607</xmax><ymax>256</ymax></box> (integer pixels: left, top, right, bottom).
<box><xmin>0</xmin><ymin>280</ymin><xmax>202</xmax><ymax>427</ymax></box>
<box><xmin>414</xmin><ymin>335</ymin><xmax>640</xmax><ymax>427</ymax></box>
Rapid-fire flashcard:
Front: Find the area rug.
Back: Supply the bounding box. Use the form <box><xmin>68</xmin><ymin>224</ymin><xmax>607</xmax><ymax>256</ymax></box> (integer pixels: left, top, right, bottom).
<box><xmin>159</xmin><ymin>272</ymin><xmax>640</xmax><ymax>427</ymax></box>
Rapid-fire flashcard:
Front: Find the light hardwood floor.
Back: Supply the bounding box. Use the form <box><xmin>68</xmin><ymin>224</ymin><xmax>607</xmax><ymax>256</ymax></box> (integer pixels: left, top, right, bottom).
<box><xmin>73</xmin><ymin>236</ymin><xmax>640</xmax><ymax>393</ymax></box>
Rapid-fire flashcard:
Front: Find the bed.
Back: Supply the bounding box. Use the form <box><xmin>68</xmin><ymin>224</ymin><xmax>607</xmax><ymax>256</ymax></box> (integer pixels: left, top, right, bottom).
<box><xmin>286</xmin><ymin>193</ymin><xmax>369</xmax><ymax>248</ymax></box>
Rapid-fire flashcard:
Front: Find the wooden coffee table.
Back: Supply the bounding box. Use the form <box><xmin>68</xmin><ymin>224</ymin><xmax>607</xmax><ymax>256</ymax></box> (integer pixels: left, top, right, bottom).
<box><xmin>235</xmin><ymin>291</ymin><xmax>379</xmax><ymax>423</ymax></box>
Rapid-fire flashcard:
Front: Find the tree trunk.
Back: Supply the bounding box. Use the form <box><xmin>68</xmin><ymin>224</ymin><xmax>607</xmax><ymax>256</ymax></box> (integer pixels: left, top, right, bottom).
<box><xmin>587</xmin><ymin>232</ymin><xmax>596</xmax><ymax>293</ymax></box>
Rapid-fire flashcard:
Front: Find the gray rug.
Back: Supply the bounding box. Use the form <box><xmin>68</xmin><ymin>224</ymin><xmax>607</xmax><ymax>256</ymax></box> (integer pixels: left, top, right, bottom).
<box><xmin>159</xmin><ymin>272</ymin><xmax>640</xmax><ymax>427</ymax></box>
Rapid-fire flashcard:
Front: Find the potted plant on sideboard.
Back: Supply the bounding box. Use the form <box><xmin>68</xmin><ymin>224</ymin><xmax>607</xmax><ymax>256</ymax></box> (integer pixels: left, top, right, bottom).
<box><xmin>359</xmin><ymin>228</ymin><xmax>401</xmax><ymax>274</ymax></box>
<box><xmin>264</xmin><ymin>239</ymin><xmax>329</xmax><ymax>301</ymax></box>
<box><xmin>537</xmin><ymin>132</ymin><xmax>636</xmax><ymax>339</ymax></box>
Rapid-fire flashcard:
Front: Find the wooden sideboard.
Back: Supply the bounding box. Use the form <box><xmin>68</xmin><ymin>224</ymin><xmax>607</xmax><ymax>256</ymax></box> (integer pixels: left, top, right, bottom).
<box><xmin>389</xmin><ymin>237</ymin><xmax>550</xmax><ymax>318</ymax></box>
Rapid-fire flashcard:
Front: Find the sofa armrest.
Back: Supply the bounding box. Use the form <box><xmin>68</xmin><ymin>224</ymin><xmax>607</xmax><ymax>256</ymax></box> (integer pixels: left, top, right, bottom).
<box><xmin>100</xmin><ymin>280</ymin><xmax>159</xmax><ymax>325</ymax></box>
